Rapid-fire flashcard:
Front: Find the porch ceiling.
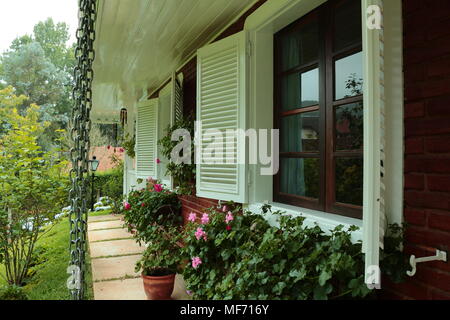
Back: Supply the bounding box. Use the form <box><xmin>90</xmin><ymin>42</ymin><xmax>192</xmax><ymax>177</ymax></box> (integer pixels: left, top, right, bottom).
<box><xmin>91</xmin><ymin>0</ymin><xmax>255</xmax><ymax>121</ymax></box>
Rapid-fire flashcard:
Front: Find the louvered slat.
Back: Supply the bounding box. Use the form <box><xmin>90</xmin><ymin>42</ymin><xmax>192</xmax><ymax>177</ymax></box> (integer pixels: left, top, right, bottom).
<box><xmin>136</xmin><ymin>99</ymin><xmax>158</xmax><ymax>176</ymax></box>
<box><xmin>196</xmin><ymin>31</ymin><xmax>247</xmax><ymax>203</ymax></box>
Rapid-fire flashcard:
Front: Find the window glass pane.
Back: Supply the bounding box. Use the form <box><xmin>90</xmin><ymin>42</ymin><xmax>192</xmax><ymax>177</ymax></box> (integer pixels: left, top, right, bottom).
<box><xmin>334</xmin><ymin>0</ymin><xmax>362</xmax><ymax>52</ymax></box>
<box><xmin>280</xmin><ymin>158</ymin><xmax>319</xmax><ymax>199</ymax></box>
<box><xmin>335</xmin><ymin>157</ymin><xmax>363</xmax><ymax>206</ymax></box>
<box><xmin>280</xmin><ymin>20</ymin><xmax>319</xmax><ymax>71</ymax></box>
<box><xmin>335</xmin><ymin>51</ymin><xmax>363</xmax><ymax>100</ymax></box>
<box><xmin>335</xmin><ymin>102</ymin><xmax>363</xmax><ymax>151</ymax></box>
<box><xmin>281</xmin><ymin>111</ymin><xmax>320</xmax><ymax>152</ymax></box>
<box><xmin>282</xmin><ymin>68</ymin><xmax>319</xmax><ymax>111</ymax></box>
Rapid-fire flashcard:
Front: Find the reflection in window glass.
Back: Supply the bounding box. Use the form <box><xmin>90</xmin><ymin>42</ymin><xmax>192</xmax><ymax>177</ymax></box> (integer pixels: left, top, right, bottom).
<box><xmin>281</xmin><ymin>111</ymin><xmax>320</xmax><ymax>152</ymax></box>
<box><xmin>335</xmin><ymin>158</ymin><xmax>363</xmax><ymax>206</ymax></box>
<box><xmin>282</xmin><ymin>68</ymin><xmax>319</xmax><ymax>111</ymax></box>
<box><xmin>335</xmin><ymin>103</ymin><xmax>363</xmax><ymax>151</ymax></box>
<box><xmin>334</xmin><ymin>0</ymin><xmax>362</xmax><ymax>52</ymax></box>
<box><xmin>335</xmin><ymin>51</ymin><xmax>363</xmax><ymax>100</ymax></box>
<box><xmin>281</xmin><ymin>20</ymin><xmax>319</xmax><ymax>71</ymax></box>
<box><xmin>280</xmin><ymin>158</ymin><xmax>319</xmax><ymax>199</ymax></box>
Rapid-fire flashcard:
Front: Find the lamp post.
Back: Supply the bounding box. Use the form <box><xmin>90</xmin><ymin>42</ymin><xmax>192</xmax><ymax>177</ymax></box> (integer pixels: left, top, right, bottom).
<box><xmin>89</xmin><ymin>156</ymin><xmax>100</xmax><ymax>211</ymax></box>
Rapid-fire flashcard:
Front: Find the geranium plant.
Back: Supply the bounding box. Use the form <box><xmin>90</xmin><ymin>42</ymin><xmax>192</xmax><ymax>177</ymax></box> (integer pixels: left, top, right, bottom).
<box><xmin>123</xmin><ymin>179</ymin><xmax>182</xmax><ymax>244</ymax></box>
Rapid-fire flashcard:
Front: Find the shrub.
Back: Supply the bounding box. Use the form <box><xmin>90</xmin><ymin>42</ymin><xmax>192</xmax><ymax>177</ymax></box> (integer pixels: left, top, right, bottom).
<box><xmin>123</xmin><ymin>179</ymin><xmax>182</xmax><ymax>244</ymax></box>
<box><xmin>93</xmin><ymin>155</ymin><xmax>124</xmax><ymax>213</ymax></box>
<box><xmin>0</xmin><ymin>285</ymin><xmax>28</xmax><ymax>300</ymax></box>
<box><xmin>182</xmin><ymin>203</ymin><xmax>407</xmax><ymax>300</ymax></box>
<box><xmin>135</xmin><ymin>226</ymin><xmax>184</xmax><ymax>276</ymax></box>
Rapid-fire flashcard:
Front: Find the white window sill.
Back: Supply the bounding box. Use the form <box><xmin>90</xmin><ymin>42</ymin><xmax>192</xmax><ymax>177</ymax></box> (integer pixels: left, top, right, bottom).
<box><xmin>247</xmin><ymin>202</ymin><xmax>363</xmax><ymax>243</ymax></box>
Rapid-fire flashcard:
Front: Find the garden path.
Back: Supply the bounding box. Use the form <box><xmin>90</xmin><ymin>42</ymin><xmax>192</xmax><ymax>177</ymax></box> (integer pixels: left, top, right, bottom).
<box><xmin>87</xmin><ymin>214</ymin><xmax>189</xmax><ymax>300</ymax></box>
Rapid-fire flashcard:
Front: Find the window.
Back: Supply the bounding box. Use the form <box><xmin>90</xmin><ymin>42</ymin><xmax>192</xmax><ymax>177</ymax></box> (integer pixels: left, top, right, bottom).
<box><xmin>274</xmin><ymin>0</ymin><xmax>363</xmax><ymax>219</ymax></box>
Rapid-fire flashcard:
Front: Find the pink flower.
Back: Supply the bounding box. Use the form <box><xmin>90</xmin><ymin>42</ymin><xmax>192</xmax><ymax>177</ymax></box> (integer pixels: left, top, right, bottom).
<box><xmin>156</xmin><ymin>158</ymin><xmax>161</xmax><ymax>164</ymax></box>
<box><xmin>192</xmin><ymin>257</ymin><xmax>202</xmax><ymax>269</ymax></box>
<box><xmin>188</xmin><ymin>212</ymin><xmax>197</xmax><ymax>223</ymax></box>
<box><xmin>225</xmin><ymin>211</ymin><xmax>234</xmax><ymax>224</ymax></box>
<box><xmin>195</xmin><ymin>227</ymin><xmax>207</xmax><ymax>241</ymax></box>
<box><xmin>141</xmin><ymin>203</ymin><xmax>145</xmax><ymax>207</ymax></box>
<box><xmin>124</xmin><ymin>202</ymin><xmax>131</xmax><ymax>211</ymax></box>
<box><xmin>119</xmin><ymin>148</ymin><xmax>124</xmax><ymax>153</ymax></box>
<box><xmin>226</xmin><ymin>225</ymin><xmax>232</xmax><ymax>231</ymax></box>
<box><xmin>154</xmin><ymin>184</ymin><xmax>163</xmax><ymax>192</ymax></box>
<box><xmin>201</xmin><ymin>213</ymin><xmax>210</xmax><ymax>225</ymax></box>
<box><xmin>186</xmin><ymin>290</ymin><xmax>193</xmax><ymax>296</ymax></box>
<box><xmin>222</xmin><ymin>205</ymin><xmax>228</xmax><ymax>213</ymax></box>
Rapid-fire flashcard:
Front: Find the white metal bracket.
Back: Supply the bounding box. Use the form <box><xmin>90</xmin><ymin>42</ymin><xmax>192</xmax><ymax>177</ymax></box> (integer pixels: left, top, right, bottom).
<box><xmin>407</xmin><ymin>249</ymin><xmax>447</xmax><ymax>277</ymax></box>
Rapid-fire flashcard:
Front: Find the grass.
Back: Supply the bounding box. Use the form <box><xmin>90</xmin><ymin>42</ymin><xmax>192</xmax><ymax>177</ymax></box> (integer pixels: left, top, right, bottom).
<box><xmin>0</xmin><ymin>209</ymin><xmax>115</xmax><ymax>300</ymax></box>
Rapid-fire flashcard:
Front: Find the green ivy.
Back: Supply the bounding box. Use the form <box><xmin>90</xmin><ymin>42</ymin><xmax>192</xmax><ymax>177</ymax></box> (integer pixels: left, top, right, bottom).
<box><xmin>157</xmin><ymin>115</ymin><xmax>195</xmax><ymax>195</ymax></box>
<box><xmin>182</xmin><ymin>203</ymin><xmax>408</xmax><ymax>300</ymax></box>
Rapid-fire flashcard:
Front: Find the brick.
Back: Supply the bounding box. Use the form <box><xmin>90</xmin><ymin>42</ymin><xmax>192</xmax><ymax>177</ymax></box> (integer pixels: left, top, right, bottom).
<box><xmin>405</xmin><ymin>137</ymin><xmax>424</xmax><ymax>155</ymax></box>
<box><xmin>382</xmin><ymin>276</ymin><xmax>429</xmax><ymax>300</ymax></box>
<box><xmin>404</xmin><ymin>102</ymin><xmax>425</xmax><ymax>118</ymax></box>
<box><xmin>416</xmin><ymin>267</ymin><xmax>450</xmax><ymax>293</ymax></box>
<box><xmin>404</xmin><ymin>191</ymin><xmax>449</xmax><ymax>210</ymax></box>
<box><xmin>405</xmin><ymin>174</ymin><xmax>425</xmax><ymax>190</ymax></box>
<box><xmin>425</xmin><ymin>136</ymin><xmax>450</xmax><ymax>153</ymax></box>
<box><xmin>426</xmin><ymin>55</ymin><xmax>450</xmax><ymax>78</ymax></box>
<box><xmin>405</xmin><ymin>158</ymin><xmax>450</xmax><ymax>174</ymax></box>
<box><xmin>406</xmin><ymin>226</ymin><xmax>450</xmax><ymax>249</ymax></box>
<box><xmin>430</xmin><ymin>289</ymin><xmax>450</xmax><ymax>300</ymax></box>
<box><xmin>426</xmin><ymin>94</ymin><xmax>450</xmax><ymax>116</ymax></box>
<box><xmin>404</xmin><ymin>208</ymin><xmax>427</xmax><ymax>226</ymax></box>
<box><xmin>405</xmin><ymin>117</ymin><xmax>450</xmax><ymax>136</ymax></box>
<box><xmin>428</xmin><ymin>212</ymin><xmax>450</xmax><ymax>232</ymax></box>
<box><xmin>427</xmin><ymin>175</ymin><xmax>450</xmax><ymax>193</ymax></box>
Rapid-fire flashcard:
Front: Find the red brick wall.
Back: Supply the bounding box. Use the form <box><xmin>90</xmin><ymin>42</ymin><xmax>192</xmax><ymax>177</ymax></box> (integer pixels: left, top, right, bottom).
<box><xmin>385</xmin><ymin>0</ymin><xmax>450</xmax><ymax>300</ymax></box>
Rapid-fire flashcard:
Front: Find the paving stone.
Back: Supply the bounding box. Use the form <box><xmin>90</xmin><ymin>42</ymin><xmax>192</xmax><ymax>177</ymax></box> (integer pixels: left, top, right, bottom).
<box><xmin>89</xmin><ymin>214</ymin><xmax>123</xmax><ymax>222</ymax></box>
<box><xmin>88</xmin><ymin>220</ymin><xmax>124</xmax><ymax>231</ymax></box>
<box><xmin>172</xmin><ymin>274</ymin><xmax>191</xmax><ymax>300</ymax></box>
<box><xmin>89</xmin><ymin>239</ymin><xmax>145</xmax><ymax>258</ymax></box>
<box><xmin>88</xmin><ymin>228</ymin><xmax>132</xmax><ymax>242</ymax></box>
<box><xmin>92</xmin><ymin>254</ymin><xmax>141</xmax><ymax>281</ymax></box>
<box><xmin>94</xmin><ymin>278</ymin><xmax>146</xmax><ymax>300</ymax></box>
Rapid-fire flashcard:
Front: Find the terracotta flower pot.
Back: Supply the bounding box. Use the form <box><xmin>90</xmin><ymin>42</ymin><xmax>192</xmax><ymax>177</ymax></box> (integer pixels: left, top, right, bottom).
<box><xmin>142</xmin><ymin>273</ymin><xmax>176</xmax><ymax>300</ymax></box>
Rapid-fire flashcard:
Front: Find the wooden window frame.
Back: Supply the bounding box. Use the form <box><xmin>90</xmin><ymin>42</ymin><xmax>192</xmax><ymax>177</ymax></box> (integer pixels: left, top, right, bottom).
<box><xmin>273</xmin><ymin>0</ymin><xmax>363</xmax><ymax>219</ymax></box>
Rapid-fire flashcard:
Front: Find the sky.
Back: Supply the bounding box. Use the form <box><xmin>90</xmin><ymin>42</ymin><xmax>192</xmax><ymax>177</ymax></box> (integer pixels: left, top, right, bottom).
<box><xmin>0</xmin><ymin>0</ymin><xmax>79</xmax><ymax>53</ymax></box>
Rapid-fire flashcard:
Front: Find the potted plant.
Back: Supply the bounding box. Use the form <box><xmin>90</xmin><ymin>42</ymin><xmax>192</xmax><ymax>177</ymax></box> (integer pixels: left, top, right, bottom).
<box><xmin>135</xmin><ymin>226</ymin><xmax>183</xmax><ymax>300</ymax></box>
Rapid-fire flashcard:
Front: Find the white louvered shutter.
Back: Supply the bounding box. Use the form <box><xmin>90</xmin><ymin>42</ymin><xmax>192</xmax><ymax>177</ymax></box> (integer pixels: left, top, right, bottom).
<box><xmin>196</xmin><ymin>31</ymin><xmax>248</xmax><ymax>203</ymax></box>
<box><xmin>136</xmin><ymin>98</ymin><xmax>158</xmax><ymax>178</ymax></box>
<box><xmin>362</xmin><ymin>0</ymin><xmax>386</xmax><ymax>288</ymax></box>
<box><xmin>171</xmin><ymin>72</ymin><xmax>184</xmax><ymax>123</ymax></box>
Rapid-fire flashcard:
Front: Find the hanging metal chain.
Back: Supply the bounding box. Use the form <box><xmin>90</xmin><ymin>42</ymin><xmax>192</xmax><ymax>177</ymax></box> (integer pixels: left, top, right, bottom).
<box><xmin>68</xmin><ymin>0</ymin><xmax>97</xmax><ymax>300</ymax></box>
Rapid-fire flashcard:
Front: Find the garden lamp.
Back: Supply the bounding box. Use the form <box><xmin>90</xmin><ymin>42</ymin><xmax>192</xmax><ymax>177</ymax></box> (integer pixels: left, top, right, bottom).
<box><xmin>89</xmin><ymin>156</ymin><xmax>100</xmax><ymax>211</ymax></box>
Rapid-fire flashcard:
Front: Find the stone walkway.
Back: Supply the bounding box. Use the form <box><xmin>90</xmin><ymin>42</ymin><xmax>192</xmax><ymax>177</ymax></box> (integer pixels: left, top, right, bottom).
<box><xmin>88</xmin><ymin>214</ymin><xmax>190</xmax><ymax>300</ymax></box>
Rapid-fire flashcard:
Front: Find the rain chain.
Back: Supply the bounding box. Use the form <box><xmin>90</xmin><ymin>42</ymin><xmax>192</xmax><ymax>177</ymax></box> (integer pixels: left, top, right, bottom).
<box><xmin>68</xmin><ymin>0</ymin><xmax>97</xmax><ymax>300</ymax></box>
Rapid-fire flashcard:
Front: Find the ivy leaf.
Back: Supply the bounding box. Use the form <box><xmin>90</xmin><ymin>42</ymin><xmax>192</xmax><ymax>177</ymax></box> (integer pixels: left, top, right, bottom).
<box><xmin>313</xmin><ymin>283</ymin><xmax>333</xmax><ymax>300</ymax></box>
<box><xmin>319</xmin><ymin>270</ymin><xmax>332</xmax><ymax>286</ymax></box>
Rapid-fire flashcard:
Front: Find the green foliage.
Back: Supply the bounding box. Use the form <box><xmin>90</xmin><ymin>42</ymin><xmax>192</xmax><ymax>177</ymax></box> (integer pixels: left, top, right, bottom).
<box><xmin>135</xmin><ymin>226</ymin><xmax>184</xmax><ymax>276</ymax></box>
<box><xmin>0</xmin><ymin>18</ymin><xmax>75</xmax><ymax>150</ymax></box>
<box><xmin>0</xmin><ymin>285</ymin><xmax>28</xmax><ymax>300</ymax></box>
<box><xmin>158</xmin><ymin>115</ymin><xmax>195</xmax><ymax>194</ymax></box>
<box><xmin>94</xmin><ymin>155</ymin><xmax>124</xmax><ymax>213</ymax></box>
<box><xmin>380</xmin><ymin>223</ymin><xmax>410</xmax><ymax>283</ymax></box>
<box><xmin>122</xmin><ymin>132</ymin><xmax>136</xmax><ymax>159</ymax></box>
<box><xmin>124</xmin><ymin>181</ymin><xmax>182</xmax><ymax>244</ymax></box>
<box><xmin>182</xmin><ymin>203</ymin><xmax>406</xmax><ymax>300</ymax></box>
<box><xmin>0</xmin><ymin>90</ymin><xmax>69</xmax><ymax>286</ymax></box>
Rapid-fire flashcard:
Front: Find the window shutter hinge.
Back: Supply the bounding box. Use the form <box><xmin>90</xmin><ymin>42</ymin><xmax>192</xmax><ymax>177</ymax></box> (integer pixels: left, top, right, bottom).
<box><xmin>247</xmin><ymin>40</ymin><xmax>252</xmax><ymax>57</ymax></box>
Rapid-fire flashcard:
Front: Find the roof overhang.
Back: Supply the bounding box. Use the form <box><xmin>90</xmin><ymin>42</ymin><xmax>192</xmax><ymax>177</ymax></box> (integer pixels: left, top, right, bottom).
<box><xmin>91</xmin><ymin>0</ymin><xmax>257</xmax><ymax>121</ymax></box>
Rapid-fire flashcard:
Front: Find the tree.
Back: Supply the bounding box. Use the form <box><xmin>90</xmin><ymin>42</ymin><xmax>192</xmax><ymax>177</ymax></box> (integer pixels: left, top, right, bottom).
<box><xmin>0</xmin><ymin>18</ymin><xmax>76</xmax><ymax>151</ymax></box>
<box><xmin>0</xmin><ymin>86</ymin><xmax>68</xmax><ymax>286</ymax></box>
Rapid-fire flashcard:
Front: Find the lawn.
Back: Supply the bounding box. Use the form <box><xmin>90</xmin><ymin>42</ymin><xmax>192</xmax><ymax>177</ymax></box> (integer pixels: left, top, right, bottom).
<box><xmin>1</xmin><ymin>209</ymin><xmax>113</xmax><ymax>300</ymax></box>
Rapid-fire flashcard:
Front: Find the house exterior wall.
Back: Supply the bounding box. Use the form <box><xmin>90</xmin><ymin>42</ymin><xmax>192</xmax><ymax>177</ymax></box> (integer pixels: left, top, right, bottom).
<box><xmin>140</xmin><ymin>0</ymin><xmax>450</xmax><ymax>299</ymax></box>
<box><xmin>381</xmin><ymin>0</ymin><xmax>450</xmax><ymax>300</ymax></box>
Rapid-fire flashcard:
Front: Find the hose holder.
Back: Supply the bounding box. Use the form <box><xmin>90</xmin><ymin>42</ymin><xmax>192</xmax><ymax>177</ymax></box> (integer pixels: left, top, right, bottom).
<box><xmin>407</xmin><ymin>249</ymin><xmax>447</xmax><ymax>277</ymax></box>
